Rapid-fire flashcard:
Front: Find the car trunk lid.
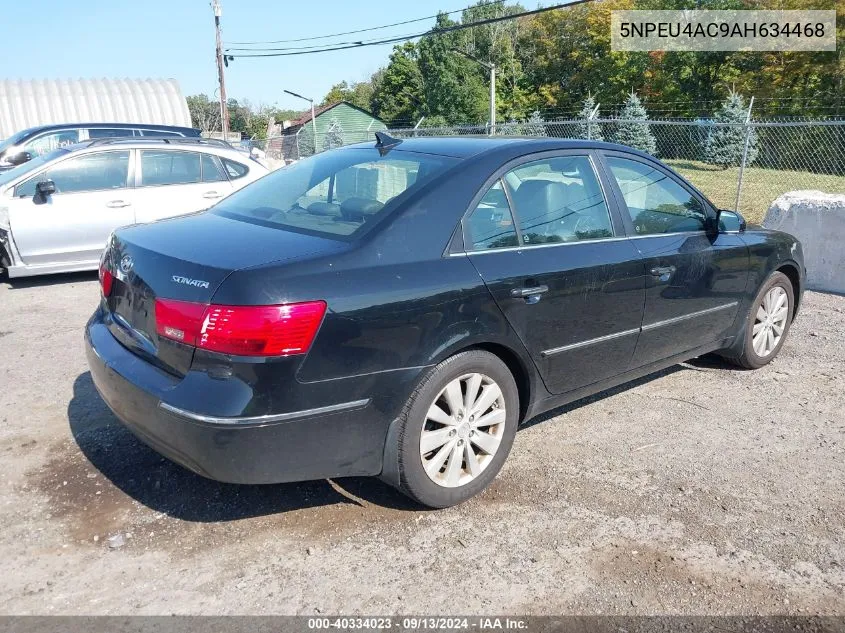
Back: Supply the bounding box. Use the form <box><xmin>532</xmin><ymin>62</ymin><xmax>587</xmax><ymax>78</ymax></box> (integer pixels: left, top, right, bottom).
<box><xmin>101</xmin><ymin>212</ymin><xmax>346</xmax><ymax>377</ymax></box>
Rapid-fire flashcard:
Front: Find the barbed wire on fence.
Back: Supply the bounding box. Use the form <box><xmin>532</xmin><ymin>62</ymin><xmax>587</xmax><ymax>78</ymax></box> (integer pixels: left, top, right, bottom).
<box><xmin>245</xmin><ymin>117</ymin><xmax>844</xmax><ymax>223</ymax></box>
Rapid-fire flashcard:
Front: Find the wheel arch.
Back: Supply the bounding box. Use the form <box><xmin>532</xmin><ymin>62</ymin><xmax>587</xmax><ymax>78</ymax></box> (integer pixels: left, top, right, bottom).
<box><xmin>775</xmin><ymin>260</ymin><xmax>802</xmax><ymax>319</ymax></box>
<box><xmin>379</xmin><ymin>337</ymin><xmax>539</xmax><ymax>487</ymax></box>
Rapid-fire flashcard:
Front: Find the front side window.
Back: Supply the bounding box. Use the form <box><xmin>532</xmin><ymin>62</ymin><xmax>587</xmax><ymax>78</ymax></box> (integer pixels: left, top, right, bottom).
<box><xmin>140</xmin><ymin>150</ymin><xmax>201</xmax><ymax>186</ymax></box>
<box><xmin>213</xmin><ymin>148</ymin><xmax>455</xmax><ymax>240</ymax></box>
<box><xmin>465</xmin><ymin>155</ymin><xmax>613</xmax><ymax>251</ymax></box>
<box><xmin>23</xmin><ymin>130</ymin><xmax>80</xmax><ymax>157</ymax></box>
<box><xmin>605</xmin><ymin>156</ymin><xmax>707</xmax><ymax>235</ymax></box>
<box><xmin>15</xmin><ymin>150</ymin><xmax>130</xmax><ymax>197</ymax></box>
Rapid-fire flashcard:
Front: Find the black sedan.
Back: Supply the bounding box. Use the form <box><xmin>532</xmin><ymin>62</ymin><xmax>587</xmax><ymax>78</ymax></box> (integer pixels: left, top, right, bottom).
<box><xmin>85</xmin><ymin>134</ymin><xmax>805</xmax><ymax>508</ymax></box>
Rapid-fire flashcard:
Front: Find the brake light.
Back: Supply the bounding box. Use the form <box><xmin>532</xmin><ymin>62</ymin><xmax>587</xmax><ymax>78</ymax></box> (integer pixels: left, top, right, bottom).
<box><xmin>154</xmin><ymin>299</ymin><xmax>327</xmax><ymax>357</ymax></box>
<box><xmin>99</xmin><ymin>262</ymin><xmax>114</xmax><ymax>297</ymax></box>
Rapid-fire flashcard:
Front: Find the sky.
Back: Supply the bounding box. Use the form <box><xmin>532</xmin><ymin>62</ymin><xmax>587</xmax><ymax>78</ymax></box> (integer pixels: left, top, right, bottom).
<box><xmin>4</xmin><ymin>0</ymin><xmax>539</xmax><ymax>113</ymax></box>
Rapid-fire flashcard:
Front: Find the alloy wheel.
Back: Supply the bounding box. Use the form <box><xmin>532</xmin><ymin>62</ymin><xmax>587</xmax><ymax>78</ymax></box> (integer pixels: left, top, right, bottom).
<box><xmin>420</xmin><ymin>373</ymin><xmax>507</xmax><ymax>488</ymax></box>
<box><xmin>752</xmin><ymin>285</ymin><xmax>789</xmax><ymax>357</ymax></box>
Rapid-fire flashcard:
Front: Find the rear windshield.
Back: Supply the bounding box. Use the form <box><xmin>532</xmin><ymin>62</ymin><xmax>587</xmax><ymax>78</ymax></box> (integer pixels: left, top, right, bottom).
<box><xmin>212</xmin><ymin>148</ymin><xmax>456</xmax><ymax>240</ymax></box>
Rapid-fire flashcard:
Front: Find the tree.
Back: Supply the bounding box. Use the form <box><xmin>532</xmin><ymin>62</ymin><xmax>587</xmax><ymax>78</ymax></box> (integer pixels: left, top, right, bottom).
<box><xmin>575</xmin><ymin>95</ymin><xmax>603</xmax><ymax>141</ymax></box>
<box><xmin>323</xmin><ymin>117</ymin><xmax>345</xmax><ymax>150</ymax></box>
<box><xmin>371</xmin><ymin>43</ymin><xmax>425</xmax><ymax>125</ymax></box>
<box><xmin>417</xmin><ymin>13</ymin><xmax>488</xmax><ymax>124</ymax></box>
<box><xmin>321</xmin><ymin>80</ymin><xmax>376</xmax><ymax>112</ymax></box>
<box><xmin>703</xmin><ymin>91</ymin><xmax>757</xmax><ymax>169</ymax></box>
<box><xmin>522</xmin><ymin>110</ymin><xmax>546</xmax><ymax>136</ymax></box>
<box><xmin>186</xmin><ymin>94</ymin><xmax>220</xmax><ymax>133</ymax></box>
<box><xmin>614</xmin><ymin>91</ymin><xmax>656</xmax><ymax>155</ymax></box>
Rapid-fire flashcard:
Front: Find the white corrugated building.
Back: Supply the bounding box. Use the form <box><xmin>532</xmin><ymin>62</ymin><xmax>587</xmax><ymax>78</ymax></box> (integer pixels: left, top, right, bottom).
<box><xmin>0</xmin><ymin>78</ymin><xmax>192</xmax><ymax>139</ymax></box>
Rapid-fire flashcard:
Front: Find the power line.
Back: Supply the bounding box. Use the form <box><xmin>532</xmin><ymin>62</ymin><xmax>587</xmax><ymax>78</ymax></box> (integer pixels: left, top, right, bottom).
<box><xmin>225</xmin><ymin>1</ymin><xmax>593</xmax><ymax>58</ymax></box>
<box><xmin>224</xmin><ymin>0</ymin><xmax>505</xmax><ymax>46</ymax></box>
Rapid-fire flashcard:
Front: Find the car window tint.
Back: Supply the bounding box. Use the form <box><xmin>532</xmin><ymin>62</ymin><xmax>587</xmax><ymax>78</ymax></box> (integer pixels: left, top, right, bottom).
<box><xmin>140</xmin><ymin>150</ymin><xmax>201</xmax><ymax>186</ymax></box>
<box><xmin>88</xmin><ymin>128</ymin><xmax>133</xmax><ymax>139</ymax></box>
<box><xmin>23</xmin><ymin>130</ymin><xmax>80</xmax><ymax>157</ymax></box>
<box><xmin>16</xmin><ymin>151</ymin><xmax>130</xmax><ymax>196</ymax></box>
<box><xmin>466</xmin><ymin>180</ymin><xmax>518</xmax><ymax>250</ymax></box>
<box><xmin>212</xmin><ymin>148</ymin><xmax>455</xmax><ymax>240</ymax></box>
<box><xmin>606</xmin><ymin>156</ymin><xmax>706</xmax><ymax>235</ymax></box>
<box><xmin>222</xmin><ymin>158</ymin><xmax>249</xmax><ymax>179</ymax></box>
<box><xmin>201</xmin><ymin>154</ymin><xmax>227</xmax><ymax>182</ymax></box>
<box><xmin>505</xmin><ymin>156</ymin><xmax>613</xmax><ymax>245</ymax></box>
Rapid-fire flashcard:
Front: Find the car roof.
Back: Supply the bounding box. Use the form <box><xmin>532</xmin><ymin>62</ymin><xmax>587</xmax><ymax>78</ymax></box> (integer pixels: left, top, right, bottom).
<box><xmin>57</xmin><ymin>137</ymin><xmax>244</xmax><ymax>156</ymax></box>
<box><xmin>341</xmin><ymin>135</ymin><xmax>656</xmax><ymax>161</ymax></box>
<box><xmin>15</xmin><ymin>122</ymin><xmax>199</xmax><ymax>136</ymax></box>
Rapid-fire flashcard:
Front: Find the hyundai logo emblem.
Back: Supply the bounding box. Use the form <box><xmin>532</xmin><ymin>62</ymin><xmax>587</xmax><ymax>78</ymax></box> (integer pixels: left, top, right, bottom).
<box><xmin>119</xmin><ymin>255</ymin><xmax>134</xmax><ymax>274</ymax></box>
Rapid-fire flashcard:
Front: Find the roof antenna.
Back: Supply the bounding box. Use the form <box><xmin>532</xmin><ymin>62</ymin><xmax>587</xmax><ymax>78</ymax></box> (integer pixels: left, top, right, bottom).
<box><xmin>374</xmin><ymin>130</ymin><xmax>402</xmax><ymax>154</ymax></box>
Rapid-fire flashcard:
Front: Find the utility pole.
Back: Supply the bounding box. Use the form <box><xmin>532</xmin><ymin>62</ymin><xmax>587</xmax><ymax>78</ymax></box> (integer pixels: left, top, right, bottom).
<box><xmin>212</xmin><ymin>0</ymin><xmax>230</xmax><ymax>138</ymax></box>
<box><xmin>733</xmin><ymin>96</ymin><xmax>754</xmax><ymax>212</ymax></box>
<box><xmin>284</xmin><ymin>90</ymin><xmax>318</xmax><ymax>154</ymax></box>
<box><xmin>451</xmin><ymin>49</ymin><xmax>495</xmax><ymax>136</ymax></box>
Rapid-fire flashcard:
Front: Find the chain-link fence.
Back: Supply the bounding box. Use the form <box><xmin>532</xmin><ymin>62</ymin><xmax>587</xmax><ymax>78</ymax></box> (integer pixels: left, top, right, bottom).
<box><xmin>248</xmin><ymin>118</ymin><xmax>844</xmax><ymax>223</ymax></box>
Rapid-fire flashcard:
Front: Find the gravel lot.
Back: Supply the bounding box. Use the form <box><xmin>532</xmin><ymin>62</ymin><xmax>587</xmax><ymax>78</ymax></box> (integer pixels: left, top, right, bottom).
<box><xmin>1</xmin><ymin>273</ymin><xmax>843</xmax><ymax>615</ymax></box>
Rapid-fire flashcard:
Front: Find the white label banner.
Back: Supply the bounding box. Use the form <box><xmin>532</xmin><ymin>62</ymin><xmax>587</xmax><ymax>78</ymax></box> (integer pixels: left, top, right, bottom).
<box><xmin>611</xmin><ymin>10</ymin><xmax>836</xmax><ymax>52</ymax></box>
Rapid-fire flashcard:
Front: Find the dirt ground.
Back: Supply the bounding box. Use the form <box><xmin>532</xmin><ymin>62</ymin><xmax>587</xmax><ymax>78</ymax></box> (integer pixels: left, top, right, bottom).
<box><xmin>0</xmin><ymin>272</ymin><xmax>843</xmax><ymax>615</ymax></box>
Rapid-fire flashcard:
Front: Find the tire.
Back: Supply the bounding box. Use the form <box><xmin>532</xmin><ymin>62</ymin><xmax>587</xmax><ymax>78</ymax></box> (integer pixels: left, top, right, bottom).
<box><xmin>395</xmin><ymin>350</ymin><xmax>519</xmax><ymax>508</ymax></box>
<box><xmin>720</xmin><ymin>271</ymin><xmax>794</xmax><ymax>369</ymax></box>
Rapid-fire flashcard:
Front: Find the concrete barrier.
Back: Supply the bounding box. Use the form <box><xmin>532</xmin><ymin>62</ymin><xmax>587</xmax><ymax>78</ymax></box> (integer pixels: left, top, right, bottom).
<box><xmin>762</xmin><ymin>190</ymin><xmax>845</xmax><ymax>294</ymax></box>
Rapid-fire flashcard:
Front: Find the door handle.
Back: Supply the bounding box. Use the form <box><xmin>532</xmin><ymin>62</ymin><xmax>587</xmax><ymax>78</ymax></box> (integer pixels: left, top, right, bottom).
<box><xmin>106</xmin><ymin>200</ymin><xmax>131</xmax><ymax>208</ymax></box>
<box><xmin>511</xmin><ymin>285</ymin><xmax>549</xmax><ymax>298</ymax></box>
<box><xmin>649</xmin><ymin>265</ymin><xmax>676</xmax><ymax>278</ymax></box>
<box><xmin>203</xmin><ymin>191</ymin><xmax>223</xmax><ymax>199</ymax></box>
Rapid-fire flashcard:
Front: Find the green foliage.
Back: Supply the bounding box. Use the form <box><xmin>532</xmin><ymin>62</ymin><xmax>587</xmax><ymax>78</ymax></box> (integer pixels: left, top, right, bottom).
<box><xmin>703</xmin><ymin>92</ymin><xmax>757</xmax><ymax>169</ymax></box>
<box><xmin>186</xmin><ymin>94</ymin><xmax>220</xmax><ymax>133</ymax></box>
<box><xmin>419</xmin><ymin>114</ymin><xmax>450</xmax><ymax>128</ymax></box>
<box><xmin>614</xmin><ymin>92</ymin><xmax>656</xmax><ymax>155</ymax></box>
<box><xmin>417</xmin><ymin>14</ymin><xmax>489</xmax><ymax>124</ymax></box>
<box><xmin>321</xmin><ymin>80</ymin><xmax>375</xmax><ymax>112</ymax></box>
<box><xmin>575</xmin><ymin>95</ymin><xmax>603</xmax><ymax>141</ymax></box>
<box><xmin>371</xmin><ymin>43</ymin><xmax>425</xmax><ymax>124</ymax></box>
<box><xmin>323</xmin><ymin>117</ymin><xmax>345</xmax><ymax>150</ymax></box>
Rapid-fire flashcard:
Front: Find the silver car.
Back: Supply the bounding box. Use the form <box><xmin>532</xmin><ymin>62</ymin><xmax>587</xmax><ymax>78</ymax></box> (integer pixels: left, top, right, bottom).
<box><xmin>0</xmin><ymin>137</ymin><xmax>268</xmax><ymax>278</ymax></box>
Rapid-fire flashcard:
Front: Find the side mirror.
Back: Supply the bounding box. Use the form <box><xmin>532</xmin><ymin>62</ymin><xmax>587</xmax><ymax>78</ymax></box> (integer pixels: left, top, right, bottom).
<box><xmin>36</xmin><ymin>179</ymin><xmax>56</xmax><ymax>197</ymax></box>
<box><xmin>7</xmin><ymin>151</ymin><xmax>33</xmax><ymax>166</ymax></box>
<box><xmin>717</xmin><ymin>209</ymin><xmax>746</xmax><ymax>232</ymax></box>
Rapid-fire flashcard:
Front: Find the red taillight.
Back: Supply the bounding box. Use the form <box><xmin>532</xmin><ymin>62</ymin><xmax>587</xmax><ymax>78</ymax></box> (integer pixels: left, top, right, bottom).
<box><xmin>154</xmin><ymin>298</ymin><xmax>207</xmax><ymax>346</ymax></box>
<box><xmin>99</xmin><ymin>263</ymin><xmax>114</xmax><ymax>297</ymax></box>
<box><xmin>154</xmin><ymin>299</ymin><xmax>326</xmax><ymax>357</ymax></box>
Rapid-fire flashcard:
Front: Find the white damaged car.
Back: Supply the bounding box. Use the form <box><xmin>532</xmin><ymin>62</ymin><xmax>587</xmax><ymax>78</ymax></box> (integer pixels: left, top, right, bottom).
<box><xmin>0</xmin><ymin>137</ymin><xmax>268</xmax><ymax>278</ymax></box>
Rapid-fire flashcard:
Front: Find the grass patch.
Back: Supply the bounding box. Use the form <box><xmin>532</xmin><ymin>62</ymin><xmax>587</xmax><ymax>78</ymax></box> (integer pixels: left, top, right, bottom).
<box><xmin>665</xmin><ymin>159</ymin><xmax>845</xmax><ymax>225</ymax></box>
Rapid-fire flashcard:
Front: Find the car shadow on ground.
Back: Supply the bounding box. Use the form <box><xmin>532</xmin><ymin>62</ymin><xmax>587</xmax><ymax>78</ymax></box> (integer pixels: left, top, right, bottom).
<box><xmin>1</xmin><ymin>270</ymin><xmax>98</xmax><ymax>289</ymax></box>
<box><xmin>67</xmin><ymin>354</ymin><xmax>737</xmax><ymax>522</ymax></box>
<box><xmin>520</xmin><ymin>354</ymin><xmax>738</xmax><ymax>429</ymax></box>
<box><xmin>67</xmin><ymin>372</ymin><xmax>422</xmax><ymax>522</ymax></box>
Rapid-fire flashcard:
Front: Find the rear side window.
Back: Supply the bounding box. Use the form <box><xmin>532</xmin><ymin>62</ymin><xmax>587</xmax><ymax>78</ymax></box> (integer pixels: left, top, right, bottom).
<box><xmin>140</xmin><ymin>129</ymin><xmax>182</xmax><ymax>137</ymax></box>
<box><xmin>15</xmin><ymin>151</ymin><xmax>130</xmax><ymax>197</ymax></box>
<box><xmin>201</xmin><ymin>154</ymin><xmax>227</xmax><ymax>182</ymax></box>
<box><xmin>88</xmin><ymin>128</ymin><xmax>134</xmax><ymax>139</ymax></box>
<box><xmin>222</xmin><ymin>158</ymin><xmax>249</xmax><ymax>179</ymax></box>
<box><xmin>212</xmin><ymin>148</ymin><xmax>455</xmax><ymax>240</ymax></box>
<box><xmin>465</xmin><ymin>155</ymin><xmax>613</xmax><ymax>251</ymax></box>
<box><xmin>465</xmin><ymin>181</ymin><xmax>518</xmax><ymax>250</ymax></box>
<box><xmin>140</xmin><ymin>150</ymin><xmax>201</xmax><ymax>186</ymax></box>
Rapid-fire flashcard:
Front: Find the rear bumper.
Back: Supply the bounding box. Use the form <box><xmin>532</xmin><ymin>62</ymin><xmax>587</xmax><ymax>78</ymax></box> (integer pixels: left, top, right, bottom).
<box><xmin>84</xmin><ymin>311</ymin><xmax>391</xmax><ymax>484</ymax></box>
